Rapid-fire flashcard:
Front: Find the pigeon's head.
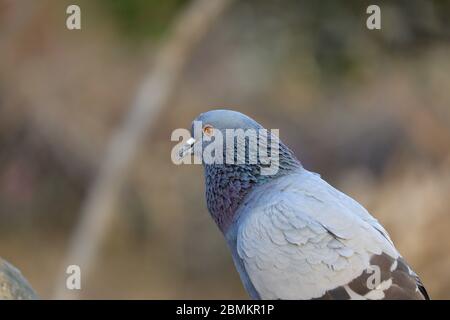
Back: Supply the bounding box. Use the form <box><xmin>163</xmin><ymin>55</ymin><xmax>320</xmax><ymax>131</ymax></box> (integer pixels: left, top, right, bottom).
<box><xmin>190</xmin><ymin>109</ymin><xmax>263</xmax><ymax>158</ymax></box>
<box><xmin>180</xmin><ymin>110</ymin><xmax>269</xmax><ymax>168</ymax></box>
<box><xmin>179</xmin><ymin>109</ymin><xmax>301</xmax><ymax>174</ymax></box>
<box><xmin>179</xmin><ymin>109</ymin><xmax>302</xmax><ymax>232</ymax></box>
<box><xmin>192</xmin><ymin>109</ymin><xmax>263</xmax><ymax>134</ymax></box>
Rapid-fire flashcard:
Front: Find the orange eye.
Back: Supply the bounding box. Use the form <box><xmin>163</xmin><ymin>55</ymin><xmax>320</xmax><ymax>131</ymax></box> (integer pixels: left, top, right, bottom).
<box><xmin>203</xmin><ymin>125</ymin><xmax>214</xmax><ymax>136</ymax></box>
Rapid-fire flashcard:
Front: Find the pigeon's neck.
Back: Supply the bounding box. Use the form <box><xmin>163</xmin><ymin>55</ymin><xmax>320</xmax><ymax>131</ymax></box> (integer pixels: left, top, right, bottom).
<box><xmin>204</xmin><ymin>143</ymin><xmax>301</xmax><ymax>233</ymax></box>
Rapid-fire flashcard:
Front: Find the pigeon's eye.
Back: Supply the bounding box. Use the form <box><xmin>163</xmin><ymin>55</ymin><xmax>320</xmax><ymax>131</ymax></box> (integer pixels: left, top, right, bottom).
<box><xmin>203</xmin><ymin>125</ymin><xmax>214</xmax><ymax>136</ymax></box>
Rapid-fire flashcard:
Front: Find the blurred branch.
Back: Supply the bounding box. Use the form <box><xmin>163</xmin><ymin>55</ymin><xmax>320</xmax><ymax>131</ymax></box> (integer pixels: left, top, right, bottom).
<box><xmin>52</xmin><ymin>0</ymin><xmax>234</xmax><ymax>299</ymax></box>
<box><xmin>0</xmin><ymin>0</ymin><xmax>39</xmax><ymax>44</ymax></box>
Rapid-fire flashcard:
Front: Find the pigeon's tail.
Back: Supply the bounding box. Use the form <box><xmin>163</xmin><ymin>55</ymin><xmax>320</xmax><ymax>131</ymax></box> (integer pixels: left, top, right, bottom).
<box><xmin>415</xmin><ymin>276</ymin><xmax>430</xmax><ymax>300</ymax></box>
<box><xmin>314</xmin><ymin>254</ymin><xmax>429</xmax><ymax>300</ymax></box>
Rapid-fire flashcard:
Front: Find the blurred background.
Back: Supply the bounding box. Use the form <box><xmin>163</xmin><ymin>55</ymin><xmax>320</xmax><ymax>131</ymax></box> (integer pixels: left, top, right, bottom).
<box><xmin>0</xmin><ymin>0</ymin><xmax>449</xmax><ymax>299</ymax></box>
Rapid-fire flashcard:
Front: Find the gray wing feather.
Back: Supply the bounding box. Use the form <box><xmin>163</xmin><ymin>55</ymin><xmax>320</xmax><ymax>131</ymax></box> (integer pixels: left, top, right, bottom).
<box><xmin>228</xmin><ymin>169</ymin><xmax>401</xmax><ymax>299</ymax></box>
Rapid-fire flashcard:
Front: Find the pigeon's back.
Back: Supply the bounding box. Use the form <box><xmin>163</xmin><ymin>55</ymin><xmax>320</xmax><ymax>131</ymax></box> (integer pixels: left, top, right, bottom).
<box><xmin>226</xmin><ymin>168</ymin><xmax>428</xmax><ymax>300</ymax></box>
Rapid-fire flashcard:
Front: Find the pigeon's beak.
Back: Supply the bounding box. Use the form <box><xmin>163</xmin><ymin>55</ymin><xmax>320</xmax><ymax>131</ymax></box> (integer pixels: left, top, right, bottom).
<box><xmin>177</xmin><ymin>137</ymin><xmax>196</xmax><ymax>160</ymax></box>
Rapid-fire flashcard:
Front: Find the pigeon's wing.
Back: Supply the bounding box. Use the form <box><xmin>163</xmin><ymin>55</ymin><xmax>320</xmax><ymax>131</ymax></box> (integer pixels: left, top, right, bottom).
<box><xmin>233</xmin><ymin>170</ymin><xmax>428</xmax><ymax>300</ymax></box>
<box><xmin>0</xmin><ymin>258</ymin><xmax>38</xmax><ymax>300</ymax></box>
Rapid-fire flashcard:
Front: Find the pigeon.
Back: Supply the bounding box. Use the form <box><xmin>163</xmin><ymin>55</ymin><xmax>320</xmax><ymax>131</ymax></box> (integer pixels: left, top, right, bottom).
<box><xmin>179</xmin><ymin>109</ymin><xmax>429</xmax><ymax>300</ymax></box>
<box><xmin>0</xmin><ymin>258</ymin><xmax>38</xmax><ymax>300</ymax></box>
